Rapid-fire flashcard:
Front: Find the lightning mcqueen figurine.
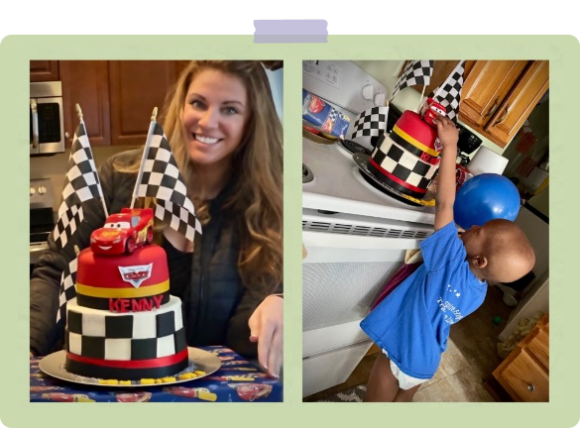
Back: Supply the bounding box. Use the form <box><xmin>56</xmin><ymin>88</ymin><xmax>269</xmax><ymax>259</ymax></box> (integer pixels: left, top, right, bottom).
<box><xmin>422</xmin><ymin>97</ymin><xmax>447</xmax><ymax>127</ymax></box>
<box><xmin>90</xmin><ymin>208</ymin><xmax>154</xmax><ymax>256</ymax></box>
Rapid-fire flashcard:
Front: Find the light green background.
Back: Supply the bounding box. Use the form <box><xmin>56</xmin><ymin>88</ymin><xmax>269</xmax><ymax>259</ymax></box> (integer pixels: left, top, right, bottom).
<box><xmin>0</xmin><ymin>35</ymin><xmax>577</xmax><ymax>428</ymax></box>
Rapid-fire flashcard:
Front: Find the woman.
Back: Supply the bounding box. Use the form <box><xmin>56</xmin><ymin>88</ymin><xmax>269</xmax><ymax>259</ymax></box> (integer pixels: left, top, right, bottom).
<box><xmin>30</xmin><ymin>61</ymin><xmax>284</xmax><ymax>377</ymax></box>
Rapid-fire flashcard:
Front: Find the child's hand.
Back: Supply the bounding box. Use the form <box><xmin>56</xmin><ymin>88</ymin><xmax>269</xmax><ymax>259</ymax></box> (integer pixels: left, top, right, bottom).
<box><xmin>433</xmin><ymin>114</ymin><xmax>458</xmax><ymax>149</ymax></box>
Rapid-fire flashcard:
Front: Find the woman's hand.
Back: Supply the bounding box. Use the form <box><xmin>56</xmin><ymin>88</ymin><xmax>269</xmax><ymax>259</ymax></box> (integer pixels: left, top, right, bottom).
<box><xmin>248</xmin><ymin>295</ymin><xmax>283</xmax><ymax>378</ymax></box>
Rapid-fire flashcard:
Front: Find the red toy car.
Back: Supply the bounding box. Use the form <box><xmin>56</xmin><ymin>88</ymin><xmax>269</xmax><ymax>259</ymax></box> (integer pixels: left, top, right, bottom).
<box><xmin>422</xmin><ymin>97</ymin><xmax>447</xmax><ymax>127</ymax></box>
<box><xmin>90</xmin><ymin>208</ymin><xmax>154</xmax><ymax>256</ymax></box>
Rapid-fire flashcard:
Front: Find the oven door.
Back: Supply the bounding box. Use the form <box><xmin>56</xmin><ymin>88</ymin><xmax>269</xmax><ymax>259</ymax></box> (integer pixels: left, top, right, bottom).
<box><xmin>302</xmin><ymin>209</ymin><xmax>431</xmax><ymax>396</ymax></box>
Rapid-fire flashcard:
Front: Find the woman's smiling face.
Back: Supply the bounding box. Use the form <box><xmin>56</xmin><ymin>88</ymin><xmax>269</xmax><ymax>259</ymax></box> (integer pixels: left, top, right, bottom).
<box><xmin>182</xmin><ymin>69</ymin><xmax>249</xmax><ymax>167</ymax></box>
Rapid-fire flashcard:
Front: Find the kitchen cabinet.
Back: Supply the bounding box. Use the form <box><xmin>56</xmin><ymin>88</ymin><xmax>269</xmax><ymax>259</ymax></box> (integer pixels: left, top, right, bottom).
<box><xmin>459</xmin><ymin>61</ymin><xmax>549</xmax><ymax>148</ymax></box>
<box><xmin>409</xmin><ymin>60</ymin><xmax>549</xmax><ymax>148</ymax></box>
<box><xmin>108</xmin><ymin>61</ymin><xmax>178</xmax><ymax>146</ymax></box>
<box><xmin>60</xmin><ymin>61</ymin><xmax>111</xmax><ymax>147</ymax></box>
<box><xmin>30</xmin><ymin>61</ymin><xmax>60</xmax><ymax>82</ymax></box>
<box><xmin>492</xmin><ymin>314</ymin><xmax>549</xmax><ymax>402</ymax></box>
<box><xmin>56</xmin><ymin>61</ymin><xmax>183</xmax><ymax>147</ymax></box>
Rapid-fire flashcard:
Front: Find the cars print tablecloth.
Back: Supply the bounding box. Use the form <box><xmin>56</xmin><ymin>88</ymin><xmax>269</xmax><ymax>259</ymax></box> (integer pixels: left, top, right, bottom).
<box><xmin>30</xmin><ymin>346</ymin><xmax>282</xmax><ymax>402</ymax></box>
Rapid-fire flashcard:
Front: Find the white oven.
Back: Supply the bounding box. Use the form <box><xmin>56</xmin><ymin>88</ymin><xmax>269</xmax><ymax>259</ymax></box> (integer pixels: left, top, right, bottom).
<box><xmin>302</xmin><ymin>61</ymin><xmax>435</xmax><ymax>397</ymax></box>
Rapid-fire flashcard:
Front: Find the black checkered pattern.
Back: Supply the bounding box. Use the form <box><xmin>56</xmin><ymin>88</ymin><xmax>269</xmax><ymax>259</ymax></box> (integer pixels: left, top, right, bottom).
<box><xmin>52</xmin><ymin>205</ymin><xmax>83</xmax><ymax>250</ymax></box>
<box><xmin>390</xmin><ymin>60</ymin><xmax>434</xmax><ymax>102</ymax></box>
<box><xmin>136</xmin><ymin>122</ymin><xmax>202</xmax><ymax>241</ymax></box>
<box><xmin>351</xmin><ymin>106</ymin><xmax>389</xmax><ymax>139</ymax></box>
<box><xmin>429</xmin><ymin>61</ymin><xmax>465</xmax><ymax>123</ymax></box>
<box><xmin>371</xmin><ymin>136</ymin><xmax>438</xmax><ymax>188</ymax></box>
<box><xmin>66</xmin><ymin>306</ymin><xmax>186</xmax><ymax>360</ymax></box>
<box><xmin>56</xmin><ymin>257</ymin><xmax>78</xmax><ymax>324</ymax></box>
<box><xmin>52</xmin><ymin>121</ymin><xmax>104</xmax><ymax>250</ymax></box>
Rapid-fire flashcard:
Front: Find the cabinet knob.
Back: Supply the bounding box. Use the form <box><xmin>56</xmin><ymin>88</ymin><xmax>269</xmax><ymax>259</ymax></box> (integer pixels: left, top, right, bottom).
<box><xmin>527</xmin><ymin>384</ymin><xmax>535</xmax><ymax>392</ymax></box>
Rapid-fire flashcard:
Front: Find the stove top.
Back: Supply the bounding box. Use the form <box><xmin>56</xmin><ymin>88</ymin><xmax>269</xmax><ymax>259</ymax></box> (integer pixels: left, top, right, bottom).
<box><xmin>303</xmin><ymin>137</ymin><xmax>435</xmax><ymax>225</ymax></box>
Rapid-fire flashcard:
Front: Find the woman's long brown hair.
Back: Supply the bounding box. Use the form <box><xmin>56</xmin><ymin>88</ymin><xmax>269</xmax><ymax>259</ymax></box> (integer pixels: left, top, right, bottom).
<box><xmin>115</xmin><ymin>61</ymin><xmax>283</xmax><ymax>294</ymax></box>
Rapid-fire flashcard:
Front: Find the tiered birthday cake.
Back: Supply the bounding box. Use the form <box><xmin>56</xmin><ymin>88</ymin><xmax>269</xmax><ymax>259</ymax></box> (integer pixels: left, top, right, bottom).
<box><xmin>368</xmin><ymin>110</ymin><xmax>441</xmax><ymax>199</ymax></box>
<box><xmin>64</xmin><ymin>210</ymin><xmax>189</xmax><ymax>380</ymax></box>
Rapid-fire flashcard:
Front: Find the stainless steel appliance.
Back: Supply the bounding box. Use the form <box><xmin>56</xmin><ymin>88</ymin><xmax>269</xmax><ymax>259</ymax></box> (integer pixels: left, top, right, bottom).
<box><xmin>302</xmin><ymin>61</ymin><xmax>436</xmax><ymax>397</ymax></box>
<box><xmin>30</xmin><ymin>178</ymin><xmax>55</xmax><ymax>275</ymax></box>
<box><xmin>30</xmin><ymin>81</ymin><xmax>65</xmax><ymax>155</ymax></box>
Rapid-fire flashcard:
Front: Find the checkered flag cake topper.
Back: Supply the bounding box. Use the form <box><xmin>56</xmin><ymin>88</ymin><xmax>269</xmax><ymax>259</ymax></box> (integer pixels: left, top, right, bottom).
<box><xmin>390</xmin><ymin>60</ymin><xmax>434</xmax><ymax>102</ymax></box>
<box><xmin>428</xmin><ymin>60</ymin><xmax>465</xmax><ymax>123</ymax></box>
<box><xmin>52</xmin><ymin>120</ymin><xmax>106</xmax><ymax>251</ymax></box>
<box><xmin>53</xmin><ymin>106</ymin><xmax>109</xmax><ymax>326</ymax></box>
<box><xmin>133</xmin><ymin>117</ymin><xmax>201</xmax><ymax>242</ymax></box>
<box><xmin>351</xmin><ymin>106</ymin><xmax>390</xmax><ymax>140</ymax></box>
<box><xmin>56</xmin><ymin>256</ymin><xmax>78</xmax><ymax>324</ymax></box>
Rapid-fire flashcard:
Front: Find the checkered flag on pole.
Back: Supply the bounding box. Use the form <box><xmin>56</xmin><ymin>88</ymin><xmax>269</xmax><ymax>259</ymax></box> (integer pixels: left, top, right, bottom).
<box><xmin>351</xmin><ymin>106</ymin><xmax>390</xmax><ymax>139</ymax></box>
<box><xmin>132</xmin><ymin>110</ymin><xmax>201</xmax><ymax>241</ymax></box>
<box><xmin>390</xmin><ymin>60</ymin><xmax>434</xmax><ymax>102</ymax></box>
<box><xmin>52</xmin><ymin>117</ymin><xmax>106</xmax><ymax>251</ymax></box>
<box><xmin>428</xmin><ymin>60</ymin><xmax>465</xmax><ymax>124</ymax></box>
<box><xmin>53</xmin><ymin>105</ymin><xmax>109</xmax><ymax>326</ymax></box>
<box><xmin>56</xmin><ymin>256</ymin><xmax>78</xmax><ymax>324</ymax></box>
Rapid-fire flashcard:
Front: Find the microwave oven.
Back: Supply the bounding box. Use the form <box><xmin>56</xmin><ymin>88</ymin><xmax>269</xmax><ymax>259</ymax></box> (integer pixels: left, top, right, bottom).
<box><xmin>30</xmin><ymin>81</ymin><xmax>65</xmax><ymax>155</ymax></box>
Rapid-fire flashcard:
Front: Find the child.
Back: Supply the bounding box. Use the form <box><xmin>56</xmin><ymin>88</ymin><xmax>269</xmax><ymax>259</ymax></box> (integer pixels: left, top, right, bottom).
<box><xmin>360</xmin><ymin>114</ymin><xmax>535</xmax><ymax>402</ymax></box>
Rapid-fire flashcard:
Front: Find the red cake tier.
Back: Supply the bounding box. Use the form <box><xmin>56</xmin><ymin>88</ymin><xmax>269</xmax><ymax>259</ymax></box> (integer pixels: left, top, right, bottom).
<box><xmin>75</xmin><ymin>245</ymin><xmax>170</xmax><ymax>311</ymax></box>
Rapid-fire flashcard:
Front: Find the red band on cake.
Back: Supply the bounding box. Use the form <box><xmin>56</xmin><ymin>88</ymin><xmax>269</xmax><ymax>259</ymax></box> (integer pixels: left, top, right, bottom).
<box><xmin>67</xmin><ymin>348</ymin><xmax>189</xmax><ymax>369</ymax></box>
<box><xmin>369</xmin><ymin>158</ymin><xmax>427</xmax><ymax>195</ymax></box>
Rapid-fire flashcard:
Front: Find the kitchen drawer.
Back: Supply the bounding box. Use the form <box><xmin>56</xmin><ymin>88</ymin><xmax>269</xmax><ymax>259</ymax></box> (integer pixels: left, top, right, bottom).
<box><xmin>493</xmin><ymin>314</ymin><xmax>549</xmax><ymax>402</ymax></box>
<box><xmin>495</xmin><ymin>349</ymin><xmax>549</xmax><ymax>402</ymax></box>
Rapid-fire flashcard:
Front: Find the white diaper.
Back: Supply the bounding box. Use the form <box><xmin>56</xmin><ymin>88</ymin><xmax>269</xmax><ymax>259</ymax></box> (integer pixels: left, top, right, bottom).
<box><xmin>383</xmin><ymin>350</ymin><xmax>429</xmax><ymax>390</ymax></box>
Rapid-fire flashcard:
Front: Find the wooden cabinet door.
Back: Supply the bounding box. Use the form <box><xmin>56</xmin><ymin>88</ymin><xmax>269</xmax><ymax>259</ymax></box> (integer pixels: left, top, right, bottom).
<box><xmin>60</xmin><ymin>61</ymin><xmax>111</xmax><ymax>147</ymax></box>
<box><xmin>459</xmin><ymin>61</ymin><xmax>528</xmax><ymax>128</ymax></box>
<box><xmin>30</xmin><ymin>61</ymin><xmax>60</xmax><ymax>82</ymax></box>
<box><xmin>175</xmin><ymin>61</ymin><xmax>191</xmax><ymax>80</ymax></box>
<box><xmin>485</xmin><ymin>61</ymin><xmax>549</xmax><ymax>147</ymax></box>
<box><xmin>108</xmin><ymin>61</ymin><xmax>178</xmax><ymax>146</ymax></box>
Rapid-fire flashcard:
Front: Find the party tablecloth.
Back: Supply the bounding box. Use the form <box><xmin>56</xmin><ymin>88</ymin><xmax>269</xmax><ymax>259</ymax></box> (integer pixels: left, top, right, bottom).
<box><xmin>30</xmin><ymin>346</ymin><xmax>282</xmax><ymax>402</ymax></box>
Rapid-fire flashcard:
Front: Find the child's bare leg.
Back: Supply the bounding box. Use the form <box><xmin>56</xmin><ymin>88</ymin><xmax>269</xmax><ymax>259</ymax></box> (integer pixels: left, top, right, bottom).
<box><xmin>364</xmin><ymin>352</ymin><xmax>399</xmax><ymax>402</ymax></box>
<box><xmin>393</xmin><ymin>383</ymin><xmax>421</xmax><ymax>402</ymax></box>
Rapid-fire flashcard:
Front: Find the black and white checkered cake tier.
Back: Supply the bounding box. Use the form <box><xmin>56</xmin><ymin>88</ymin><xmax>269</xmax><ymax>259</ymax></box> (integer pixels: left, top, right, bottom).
<box><xmin>65</xmin><ymin>296</ymin><xmax>186</xmax><ymax>361</ymax></box>
<box><xmin>371</xmin><ymin>135</ymin><xmax>439</xmax><ymax>189</ymax></box>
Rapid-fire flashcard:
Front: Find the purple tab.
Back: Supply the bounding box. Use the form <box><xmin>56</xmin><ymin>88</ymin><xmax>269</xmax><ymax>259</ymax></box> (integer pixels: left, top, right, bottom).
<box><xmin>254</xmin><ymin>20</ymin><xmax>327</xmax><ymax>43</ymax></box>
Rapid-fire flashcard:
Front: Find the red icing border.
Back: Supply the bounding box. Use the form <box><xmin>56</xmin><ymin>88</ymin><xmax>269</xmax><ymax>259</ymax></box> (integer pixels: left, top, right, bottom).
<box><xmin>67</xmin><ymin>348</ymin><xmax>188</xmax><ymax>369</ymax></box>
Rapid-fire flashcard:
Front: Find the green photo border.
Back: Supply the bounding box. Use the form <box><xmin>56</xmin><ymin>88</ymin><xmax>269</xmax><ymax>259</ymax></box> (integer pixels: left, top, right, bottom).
<box><xmin>0</xmin><ymin>35</ymin><xmax>578</xmax><ymax>428</ymax></box>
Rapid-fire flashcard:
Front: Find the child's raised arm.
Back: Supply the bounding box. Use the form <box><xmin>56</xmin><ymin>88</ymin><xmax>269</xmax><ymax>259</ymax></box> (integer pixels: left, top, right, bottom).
<box><xmin>433</xmin><ymin>115</ymin><xmax>459</xmax><ymax>231</ymax></box>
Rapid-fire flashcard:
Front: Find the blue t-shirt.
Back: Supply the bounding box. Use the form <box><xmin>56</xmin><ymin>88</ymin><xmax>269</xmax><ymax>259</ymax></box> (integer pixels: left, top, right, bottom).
<box><xmin>360</xmin><ymin>221</ymin><xmax>487</xmax><ymax>379</ymax></box>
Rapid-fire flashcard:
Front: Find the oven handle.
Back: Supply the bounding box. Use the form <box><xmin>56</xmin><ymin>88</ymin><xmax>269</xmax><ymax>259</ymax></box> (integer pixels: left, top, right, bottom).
<box><xmin>30</xmin><ymin>98</ymin><xmax>39</xmax><ymax>151</ymax></box>
<box><xmin>30</xmin><ymin>241</ymin><xmax>49</xmax><ymax>266</ymax></box>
